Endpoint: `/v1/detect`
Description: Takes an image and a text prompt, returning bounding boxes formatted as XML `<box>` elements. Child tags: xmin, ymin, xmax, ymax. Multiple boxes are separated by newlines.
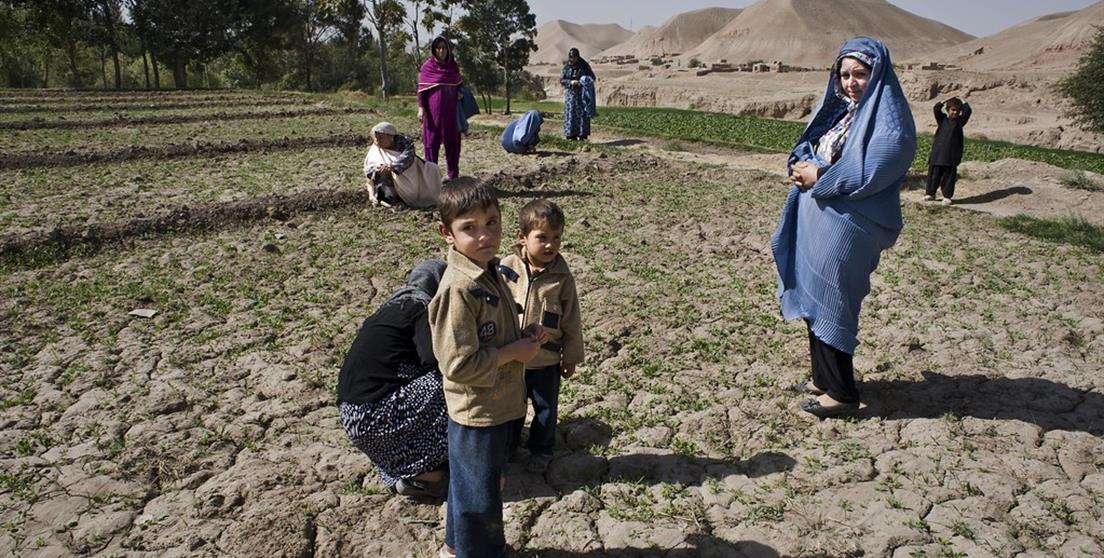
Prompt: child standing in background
<box><xmin>500</xmin><ymin>199</ymin><xmax>585</xmax><ymax>474</ymax></box>
<box><xmin>926</xmin><ymin>97</ymin><xmax>972</xmax><ymax>205</ymax></box>
<box><xmin>428</xmin><ymin>179</ymin><xmax>545</xmax><ymax>558</ymax></box>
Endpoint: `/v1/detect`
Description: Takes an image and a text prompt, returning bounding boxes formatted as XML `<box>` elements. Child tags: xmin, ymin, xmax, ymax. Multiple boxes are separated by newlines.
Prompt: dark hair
<box><xmin>439</xmin><ymin>178</ymin><xmax>500</xmax><ymax>229</ymax></box>
<box><xmin>518</xmin><ymin>198</ymin><xmax>565</xmax><ymax>234</ymax></box>
<box><xmin>945</xmin><ymin>97</ymin><xmax>964</xmax><ymax>111</ymax></box>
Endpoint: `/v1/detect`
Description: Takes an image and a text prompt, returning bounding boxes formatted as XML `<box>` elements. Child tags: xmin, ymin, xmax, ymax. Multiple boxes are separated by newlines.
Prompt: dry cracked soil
<box><xmin>1</xmin><ymin>94</ymin><xmax>1103</xmax><ymax>558</ymax></box>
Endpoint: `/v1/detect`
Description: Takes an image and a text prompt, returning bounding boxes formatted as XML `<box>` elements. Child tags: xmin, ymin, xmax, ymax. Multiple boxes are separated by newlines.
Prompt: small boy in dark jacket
<box><xmin>925</xmin><ymin>97</ymin><xmax>972</xmax><ymax>205</ymax></box>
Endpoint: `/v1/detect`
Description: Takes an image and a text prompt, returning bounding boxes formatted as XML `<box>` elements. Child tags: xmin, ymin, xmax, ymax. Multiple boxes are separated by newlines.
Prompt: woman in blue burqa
<box><xmin>337</xmin><ymin>260</ymin><xmax>449</xmax><ymax>499</ymax></box>
<box><xmin>561</xmin><ymin>48</ymin><xmax>595</xmax><ymax>140</ymax></box>
<box><xmin>770</xmin><ymin>37</ymin><xmax>916</xmax><ymax>418</ymax></box>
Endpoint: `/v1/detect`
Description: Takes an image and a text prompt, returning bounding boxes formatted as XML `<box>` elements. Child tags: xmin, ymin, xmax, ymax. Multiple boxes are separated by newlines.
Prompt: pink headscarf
<box><xmin>418</xmin><ymin>36</ymin><xmax>462</xmax><ymax>93</ymax></box>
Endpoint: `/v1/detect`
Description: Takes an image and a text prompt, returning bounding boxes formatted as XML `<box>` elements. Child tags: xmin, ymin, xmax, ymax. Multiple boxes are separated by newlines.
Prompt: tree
<box><xmin>1058</xmin><ymin>27</ymin><xmax>1104</xmax><ymax>134</ymax></box>
<box><xmin>132</xmin><ymin>0</ymin><xmax>238</xmax><ymax>88</ymax></box>
<box><xmin>453</xmin><ymin>34</ymin><xmax>499</xmax><ymax>113</ymax></box>
<box><xmin>362</xmin><ymin>0</ymin><xmax>405</xmax><ymax>99</ymax></box>
<box><xmin>454</xmin><ymin>0</ymin><xmax>535</xmax><ymax>114</ymax></box>
<box><xmin>90</xmin><ymin>0</ymin><xmax>124</xmax><ymax>89</ymax></box>
<box><xmin>224</xmin><ymin>0</ymin><xmax>298</xmax><ymax>89</ymax></box>
<box><xmin>28</xmin><ymin>0</ymin><xmax>94</xmax><ymax>87</ymax></box>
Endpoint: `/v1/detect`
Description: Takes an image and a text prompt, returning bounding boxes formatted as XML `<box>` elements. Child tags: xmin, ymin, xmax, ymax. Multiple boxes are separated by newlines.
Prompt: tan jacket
<box><xmin>499</xmin><ymin>253</ymin><xmax>584</xmax><ymax>369</ymax></box>
<box><xmin>429</xmin><ymin>248</ymin><xmax>526</xmax><ymax>427</ymax></box>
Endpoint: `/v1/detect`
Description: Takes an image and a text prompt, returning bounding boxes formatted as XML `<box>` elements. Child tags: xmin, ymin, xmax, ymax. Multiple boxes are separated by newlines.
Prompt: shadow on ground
<box><xmin>864</xmin><ymin>370</ymin><xmax>1104</xmax><ymax>435</ymax></box>
<box><xmin>507</xmin><ymin>416</ymin><xmax>796</xmax><ymax>499</ymax></box>
<box><xmin>521</xmin><ymin>534</ymin><xmax>780</xmax><ymax>558</ymax></box>
<box><xmin>495</xmin><ymin>188</ymin><xmax>596</xmax><ymax>200</ymax></box>
<box><xmin>598</xmin><ymin>139</ymin><xmax>647</xmax><ymax>147</ymax></box>
<box><xmin>954</xmin><ymin>185</ymin><xmax>1033</xmax><ymax>205</ymax></box>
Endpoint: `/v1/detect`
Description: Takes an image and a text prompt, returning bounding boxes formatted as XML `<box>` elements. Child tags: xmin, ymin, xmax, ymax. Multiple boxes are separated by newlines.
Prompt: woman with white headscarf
<box><xmin>363</xmin><ymin>121</ymin><xmax>442</xmax><ymax>209</ymax></box>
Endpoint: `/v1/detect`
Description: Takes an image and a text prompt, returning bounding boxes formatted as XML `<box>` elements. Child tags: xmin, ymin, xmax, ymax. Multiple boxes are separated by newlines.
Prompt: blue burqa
<box><xmin>770</xmin><ymin>37</ymin><xmax>916</xmax><ymax>354</ymax></box>
<box><xmin>501</xmin><ymin>110</ymin><xmax>543</xmax><ymax>154</ymax></box>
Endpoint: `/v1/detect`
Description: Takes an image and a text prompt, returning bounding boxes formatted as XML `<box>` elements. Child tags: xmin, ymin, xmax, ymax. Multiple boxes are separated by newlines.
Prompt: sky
<box><xmin>528</xmin><ymin>0</ymin><xmax>1100</xmax><ymax>38</ymax></box>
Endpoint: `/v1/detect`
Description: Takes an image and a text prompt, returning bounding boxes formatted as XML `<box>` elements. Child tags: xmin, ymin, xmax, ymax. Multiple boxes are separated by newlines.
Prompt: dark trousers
<box><xmin>807</xmin><ymin>323</ymin><xmax>860</xmax><ymax>404</ymax></box>
<box><xmin>512</xmin><ymin>364</ymin><xmax>561</xmax><ymax>456</ymax></box>
<box><xmin>926</xmin><ymin>164</ymin><xmax>958</xmax><ymax>199</ymax></box>
<box><xmin>444</xmin><ymin>419</ymin><xmax>513</xmax><ymax>558</ymax></box>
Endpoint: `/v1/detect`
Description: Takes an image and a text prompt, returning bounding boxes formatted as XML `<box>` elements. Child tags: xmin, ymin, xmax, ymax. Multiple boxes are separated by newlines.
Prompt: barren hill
<box><xmin>532</xmin><ymin>20</ymin><xmax>634</xmax><ymax>65</ymax></box>
<box><xmin>682</xmin><ymin>0</ymin><xmax>973</xmax><ymax>68</ymax></box>
<box><xmin>598</xmin><ymin>7</ymin><xmax>743</xmax><ymax>58</ymax></box>
<box><xmin>917</xmin><ymin>1</ymin><xmax>1104</xmax><ymax>70</ymax></box>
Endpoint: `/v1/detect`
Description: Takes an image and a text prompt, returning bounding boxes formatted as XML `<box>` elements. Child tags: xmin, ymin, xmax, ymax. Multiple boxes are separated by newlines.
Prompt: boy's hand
<box><xmin>561</xmin><ymin>363</ymin><xmax>576</xmax><ymax>379</ymax></box>
<box><xmin>522</xmin><ymin>324</ymin><xmax>549</xmax><ymax>345</ymax></box>
<box><xmin>511</xmin><ymin>336</ymin><xmax>542</xmax><ymax>363</ymax></box>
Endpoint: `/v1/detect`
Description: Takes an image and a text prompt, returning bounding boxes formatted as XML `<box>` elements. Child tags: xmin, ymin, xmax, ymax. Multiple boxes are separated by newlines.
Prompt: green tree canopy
<box><xmin>1058</xmin><ymin>27</ymin><xmax>1104</xmax><ymax>134</ymax></box>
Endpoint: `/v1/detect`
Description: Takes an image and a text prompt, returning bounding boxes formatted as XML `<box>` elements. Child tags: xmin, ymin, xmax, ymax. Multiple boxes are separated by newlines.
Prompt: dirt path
<box><xmin>588</xmin><ymin>129</ymin><xmax>1104</xmax><ymax>226</ymax></box>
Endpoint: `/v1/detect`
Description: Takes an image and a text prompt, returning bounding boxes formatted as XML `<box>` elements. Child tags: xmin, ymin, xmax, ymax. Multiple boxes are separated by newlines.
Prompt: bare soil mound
<box><xmin>0</xmin><ymin>133</ymin><xmax>371</xmax><ymax>170</ymax></box>
<box><xmin>533</xmin><ymin>20</ymin><xmax>634</xmax><ymax>65</ymax></box>
<box><xmin>598</xmin><ymin>7</ymin><xmax>742</xmax><ymax>58</ymax></box>
<box><xmin>917</xmin><ymin>1</ymin><xmax>1104</xmax><ymax>71</ymax></box>
<box><xmin>684</xmin><ymin>0</ymin><xmax>973</xmax><ymax>67</ymax></box>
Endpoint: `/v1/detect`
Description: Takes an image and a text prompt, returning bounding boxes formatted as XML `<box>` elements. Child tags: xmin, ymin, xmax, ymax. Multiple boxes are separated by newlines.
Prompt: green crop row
<box><xmin>486</xmin><ymin>98</ymin><xmax>1104</xmax><ymax>175</ymax></box>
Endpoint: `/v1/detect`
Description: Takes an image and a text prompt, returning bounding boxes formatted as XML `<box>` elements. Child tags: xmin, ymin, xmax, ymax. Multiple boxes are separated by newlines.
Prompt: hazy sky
<box><xmin>529</xmin><ymin>0</ymin><xmax>1100</xmax><ymax>38</ymax></box>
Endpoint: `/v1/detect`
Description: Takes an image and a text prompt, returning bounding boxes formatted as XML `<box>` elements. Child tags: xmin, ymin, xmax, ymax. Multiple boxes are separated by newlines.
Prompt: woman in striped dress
<box><xmin>770</xmin><ymin>37</ymin><xmax>916</xmax><ymax>418</ymax></box>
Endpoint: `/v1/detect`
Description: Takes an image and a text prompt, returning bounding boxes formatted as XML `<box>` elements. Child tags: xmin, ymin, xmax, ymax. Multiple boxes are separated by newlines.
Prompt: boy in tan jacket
<box><xmin>500</xmin><ymin>199</ymin><xmax>585</xmax><ymax>474</ymax></box>
<box><xmin>428</xmin><ymin>179</ymin><xmax>545</xmax><ymax>558</ymax></box>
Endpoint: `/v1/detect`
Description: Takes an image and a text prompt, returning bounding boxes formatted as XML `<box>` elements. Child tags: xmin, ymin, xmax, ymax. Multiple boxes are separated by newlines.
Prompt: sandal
<box><xmin>799</xmin><ymin>398</ymin><xmax>859</xmax><ymax>419</ymax></box>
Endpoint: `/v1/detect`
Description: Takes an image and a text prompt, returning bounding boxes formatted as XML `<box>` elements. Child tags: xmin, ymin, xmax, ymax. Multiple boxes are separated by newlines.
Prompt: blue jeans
<box><xmin>445</xmin><ymin>419</ymin><xmax>513</xmax><ymax>558</ymax></box>
<box><xmin>513</xmin><ymin>364</ymin><xmax>561</xmax><ymax>456</ymax></box>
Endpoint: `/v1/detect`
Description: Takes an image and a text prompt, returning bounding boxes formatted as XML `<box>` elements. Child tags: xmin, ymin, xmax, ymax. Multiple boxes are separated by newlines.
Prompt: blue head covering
<box><xmin>789</xmin><ymin>37</ymin><xmax>915</xmax><ymax>187</ymax></box>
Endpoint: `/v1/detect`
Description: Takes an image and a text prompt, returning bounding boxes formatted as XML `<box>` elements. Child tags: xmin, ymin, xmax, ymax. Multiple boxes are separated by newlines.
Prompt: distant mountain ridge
<box><xmin>682</xmin><ymin>0</ymin><xmax>974</xmax><ymax>68</ymax></box>
<box><xmin>916</xmin><ymin>1</ymin><xmax>1104</xmax><ymax>70</ymax></box>
<box><xmin>531</xmin><ymin>20</ymin><xmax>634</xmax><ymax>65</ymax></box>
<box><xmin>598</xmin><ymin>7</ymin><xmax>743</xmax><ymax>58</ymax></box>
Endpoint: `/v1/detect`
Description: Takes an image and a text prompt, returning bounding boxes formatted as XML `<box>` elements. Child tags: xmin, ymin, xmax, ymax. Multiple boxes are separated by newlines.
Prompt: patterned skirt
<box><xmin>563</xmin><ymin>89</ymin><xmax>591</xmax><ymax>139</ymax></box>
<box><xmin>339</xmin><ymin>363</ymin><xmax>449</xmax><ymax>486</ymax></box>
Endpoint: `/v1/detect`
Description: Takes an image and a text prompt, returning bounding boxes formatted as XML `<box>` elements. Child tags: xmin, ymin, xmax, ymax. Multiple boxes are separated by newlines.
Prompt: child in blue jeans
<box><xmin>428</xmin><ymin>179</ymin><xmax>545</xmax><ymax>558</ymax></box>
<box><xmin>500</xmin><ymin>199</ymin><xmax>585</xmax><ymax>474</ymax></box>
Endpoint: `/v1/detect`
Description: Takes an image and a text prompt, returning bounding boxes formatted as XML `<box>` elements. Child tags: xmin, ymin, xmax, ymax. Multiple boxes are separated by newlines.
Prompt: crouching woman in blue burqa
<box><xmin>501</xmin><ymin>110</ymin><xmax>543</xmax><ymax>154</ymax></box>
<box><xmin>770</xmin><ymin>37</ymin><xmax>916</xmax><ymax>419</ymax></box>
<box><xmin>337</xmin><ymin>260</ymin><xmax>450</xmax><ymax>498</ymax></box>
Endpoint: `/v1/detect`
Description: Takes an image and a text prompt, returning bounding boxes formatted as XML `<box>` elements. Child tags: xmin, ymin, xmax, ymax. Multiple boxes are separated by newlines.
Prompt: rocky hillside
<box><xmin>598</xmin><ymin>7</ymin><xmax>743</xmax><ymax>58</ymax></box>
<box><xmin>683</xmin><ymin>0</ymin><xmax>974</xmax><ymax>67</ymax></box>
<box><xmin>532</xmin><ymin>20</ymin><xmax>634</xmax><ymax>65</ymax></box>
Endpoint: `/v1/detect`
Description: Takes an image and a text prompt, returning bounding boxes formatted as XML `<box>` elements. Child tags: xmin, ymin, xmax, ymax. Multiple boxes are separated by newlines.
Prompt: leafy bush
<box><xmin>1058</xmin><ymin>28</ymin><xmax>1104</xmax><ymax>133</ymax></box>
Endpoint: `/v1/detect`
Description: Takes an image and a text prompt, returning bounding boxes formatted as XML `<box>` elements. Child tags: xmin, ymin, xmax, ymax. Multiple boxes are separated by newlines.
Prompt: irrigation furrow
<box><xmin>0</xmin><ymin>106</ymin><xmax>378</xmax><ymax>130</ymax></box>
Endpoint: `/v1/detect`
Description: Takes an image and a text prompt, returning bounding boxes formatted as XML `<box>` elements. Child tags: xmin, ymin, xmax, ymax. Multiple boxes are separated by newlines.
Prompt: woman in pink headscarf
<box><xmin>418</xmin><ymin>36</ymin><xmax>464</xmax><ymax>181</ymax></box>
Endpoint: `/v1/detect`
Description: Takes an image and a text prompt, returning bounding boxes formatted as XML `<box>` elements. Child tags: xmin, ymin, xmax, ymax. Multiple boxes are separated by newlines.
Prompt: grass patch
<box><xmin>1059</xmin><ymin>171</ymin><xmax>1104</xmax><ymax>191</ymax></box>
<box><xmin>1000</xmin><ymin>214</ymin><xmax>1104</xmax><ymax>253</ymax></box>
<box><xmin>476</xmin><ymin>97</ymin><xmax>1104</xmax><ymax>175</ymax></box>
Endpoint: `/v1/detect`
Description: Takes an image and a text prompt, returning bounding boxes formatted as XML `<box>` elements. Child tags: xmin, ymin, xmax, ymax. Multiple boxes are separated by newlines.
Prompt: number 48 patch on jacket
<box><xmin>478</xmin><ymin>321</ymin><xmax>497</xmax><ymax>342</ymax></box>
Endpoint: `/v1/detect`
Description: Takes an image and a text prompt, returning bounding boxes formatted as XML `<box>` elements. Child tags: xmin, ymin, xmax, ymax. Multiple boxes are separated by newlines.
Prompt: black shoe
<box><xmin>799</xmin><ymin>398</ymin><xmax>859</xmax><ymax>419</ymax></box>
<box><xmin>792</xmin><ymin>382</ymin><xmax>825</xmax><ymax>396</ymax></box>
